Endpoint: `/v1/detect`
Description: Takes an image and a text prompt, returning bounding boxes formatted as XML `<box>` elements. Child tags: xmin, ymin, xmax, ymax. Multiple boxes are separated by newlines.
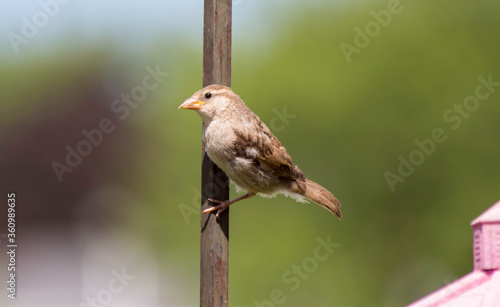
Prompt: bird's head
<box><xmin>179</xmin><ymin>85</ymin><xmax>242</xmax><ymax>122</ymax></box>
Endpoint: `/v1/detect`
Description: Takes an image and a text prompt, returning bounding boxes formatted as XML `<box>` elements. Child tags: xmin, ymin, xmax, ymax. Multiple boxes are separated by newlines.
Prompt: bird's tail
<box><xmin>301</xmin><ymin>179</ymin><xmax>342</xmax><ymax>219</ymax></box>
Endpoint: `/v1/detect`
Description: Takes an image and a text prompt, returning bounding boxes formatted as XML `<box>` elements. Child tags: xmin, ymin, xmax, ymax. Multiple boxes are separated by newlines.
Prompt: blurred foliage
<box><xmin>1</xmin><ymin>0</ymin><xmax>500</xmax><ymax>306</ymax></box>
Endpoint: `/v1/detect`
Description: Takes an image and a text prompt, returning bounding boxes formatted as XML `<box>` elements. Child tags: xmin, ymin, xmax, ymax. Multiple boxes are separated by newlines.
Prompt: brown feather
<box><xmin>232</xmin><ymin>113</ymin><xmax>304</xmax><ymax>183</ymax></box>
<box><xmin>292</xmin><ymin>179</ymin><xmax>342</xmax><ymax>219</ymax></box>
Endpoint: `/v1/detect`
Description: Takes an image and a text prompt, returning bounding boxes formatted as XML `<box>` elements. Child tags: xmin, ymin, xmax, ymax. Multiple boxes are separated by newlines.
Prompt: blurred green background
<box><xmin>1</xmin><ymin>0</ymin><xmax>499</xmax><ymax>306</ymax></box>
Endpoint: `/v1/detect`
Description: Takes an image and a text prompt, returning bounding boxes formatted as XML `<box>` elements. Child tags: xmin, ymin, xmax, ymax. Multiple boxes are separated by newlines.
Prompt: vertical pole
<box><xmin>201</xmin><ymin>1</ymin><xmax>231</xmax><ymax>307</ymax></box>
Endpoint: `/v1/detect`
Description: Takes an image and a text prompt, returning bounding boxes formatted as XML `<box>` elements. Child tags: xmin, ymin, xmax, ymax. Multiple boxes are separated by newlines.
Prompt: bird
<box><xmin>179</xmin><ymin>85</ymin><xmax>342</xmax><ymax>219</ymax></box>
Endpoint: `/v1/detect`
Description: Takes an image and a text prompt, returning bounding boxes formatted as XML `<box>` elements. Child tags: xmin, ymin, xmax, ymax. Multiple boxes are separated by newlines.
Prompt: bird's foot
<box><xmin>202</xmin><ymin>193</ymin><xmax>255</xmax><ymax>219</ymax></box>
<box><xmin>203</xmin><ymin>198</ymin><xmax>232</xmax><ymax>219</ymax></box>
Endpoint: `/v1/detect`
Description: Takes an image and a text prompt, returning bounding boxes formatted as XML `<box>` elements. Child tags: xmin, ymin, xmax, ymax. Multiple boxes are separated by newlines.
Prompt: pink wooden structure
<box><xmin>409</xmin><ymin>200</ymin><xmax>500</xmax><ymax>307</ymax></box>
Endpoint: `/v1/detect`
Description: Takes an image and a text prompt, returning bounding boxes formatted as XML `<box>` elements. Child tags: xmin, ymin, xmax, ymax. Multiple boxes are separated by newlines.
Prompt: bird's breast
<box><xmin>203</xmin><ymin>120</ymin><xmax>236</xmax><ymax>169</ymax></box>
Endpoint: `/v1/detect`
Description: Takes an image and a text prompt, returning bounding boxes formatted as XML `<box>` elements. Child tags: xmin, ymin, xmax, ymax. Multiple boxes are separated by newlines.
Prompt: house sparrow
<box><xmin>179</xmin><ymin>85</ymin><xmax>342</xmax><ymax>219</ymax></box>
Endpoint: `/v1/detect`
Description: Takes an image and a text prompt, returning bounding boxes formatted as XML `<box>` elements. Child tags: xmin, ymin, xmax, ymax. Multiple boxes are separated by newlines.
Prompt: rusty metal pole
<box><xmin>200</xmin><ymin>1</ymin><xmax>231</xmax><ymax>306</ymax></box>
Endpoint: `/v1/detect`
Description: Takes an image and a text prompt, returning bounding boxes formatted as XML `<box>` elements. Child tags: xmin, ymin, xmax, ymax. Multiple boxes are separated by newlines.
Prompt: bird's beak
<box><xmin>178</xmin><ymin>98</ymin><xmax>205</xmax><ymax>110</ymax></box>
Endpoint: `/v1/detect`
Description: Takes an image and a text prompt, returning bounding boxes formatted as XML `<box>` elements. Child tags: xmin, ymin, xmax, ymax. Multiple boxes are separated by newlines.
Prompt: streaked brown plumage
<box><xmin>179</xmin><ymin>85</ymin><xmax>342</xmax><ymax>219</ymax></box>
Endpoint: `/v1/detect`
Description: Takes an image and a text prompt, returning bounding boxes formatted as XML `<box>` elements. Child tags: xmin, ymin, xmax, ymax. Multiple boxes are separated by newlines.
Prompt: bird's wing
<box><xmin>232</xmin><ymin>113</ymin><xmax>306</xmax><ymax>186</ymax></box>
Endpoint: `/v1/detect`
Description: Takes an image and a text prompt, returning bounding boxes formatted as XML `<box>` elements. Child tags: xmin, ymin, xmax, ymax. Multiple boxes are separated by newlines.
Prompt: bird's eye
<box><xmin>205</xmin><ymin>92</ymin><xmax>212</xmax><ymax>99</ymax></box>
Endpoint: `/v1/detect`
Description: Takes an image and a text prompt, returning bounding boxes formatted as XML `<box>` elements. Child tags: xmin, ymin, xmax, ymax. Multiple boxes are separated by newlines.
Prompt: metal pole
<box><xmin>200</xmin><ymin>0</ymin><xmax>231</xmax><ymax>306</ymax></box>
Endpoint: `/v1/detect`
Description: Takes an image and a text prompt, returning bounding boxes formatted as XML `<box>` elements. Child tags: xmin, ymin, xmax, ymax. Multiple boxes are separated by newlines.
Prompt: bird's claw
<box><xmin>202</xmin><ymin>198</ymin><xmax>231</xmax><ymax>219</ymax></box>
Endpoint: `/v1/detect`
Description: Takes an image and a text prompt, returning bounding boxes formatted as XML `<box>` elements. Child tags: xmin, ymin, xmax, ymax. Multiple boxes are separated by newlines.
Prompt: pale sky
<box><xmin>0</xmin><ymin>0</ymin><xmax>338</xmax><ymax>57</ymax></box>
